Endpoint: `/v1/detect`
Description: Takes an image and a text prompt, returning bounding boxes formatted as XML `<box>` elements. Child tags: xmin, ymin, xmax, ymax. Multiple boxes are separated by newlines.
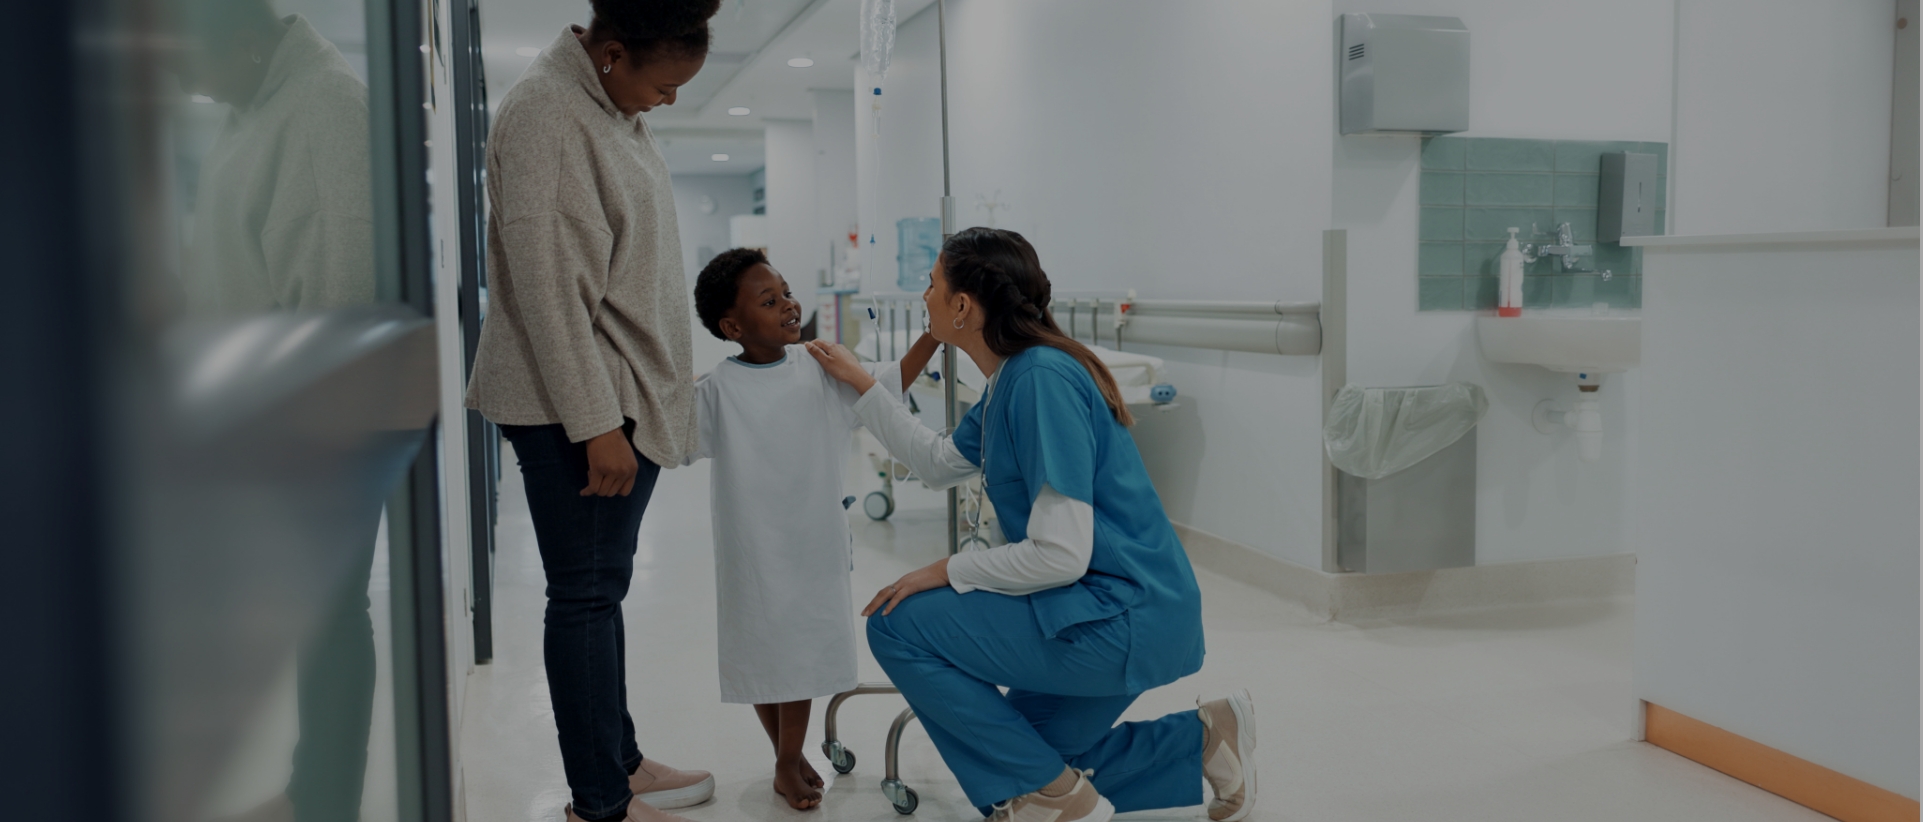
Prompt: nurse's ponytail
<box><xmin>939</xmin><ymin>228</ymin><xmax>1136</xmax><ymax>427</ymax></box>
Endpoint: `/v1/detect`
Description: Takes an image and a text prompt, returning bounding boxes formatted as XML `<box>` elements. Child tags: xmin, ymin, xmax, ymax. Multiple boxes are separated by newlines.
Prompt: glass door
<box><xmin>0</xmin><ymin>0</ymin><xmax>453</xmax><ymax>820</ymax></box>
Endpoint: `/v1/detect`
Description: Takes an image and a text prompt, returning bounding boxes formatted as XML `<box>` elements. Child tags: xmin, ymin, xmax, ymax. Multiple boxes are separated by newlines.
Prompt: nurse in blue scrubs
<box><xmin>804</xmin><ymin>227</ymin><xmax>1259</xmax><ymax>822</ymax></box>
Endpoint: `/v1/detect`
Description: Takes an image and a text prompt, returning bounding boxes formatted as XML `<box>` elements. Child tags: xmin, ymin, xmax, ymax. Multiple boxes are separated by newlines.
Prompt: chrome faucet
<box><xmin>1523</xmin><ymin>222</ymin><xmax>1593</xmax><ymax>272</ymax></box>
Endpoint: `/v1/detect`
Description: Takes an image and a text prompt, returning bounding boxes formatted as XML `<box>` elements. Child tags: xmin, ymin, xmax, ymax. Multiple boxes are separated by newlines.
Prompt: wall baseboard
<box><xmin>1173</xmin><ymin>522</ymin><xmax>1634</xmax><ymax>622</ymax></box>
<box><xmin>1644</xmin><ymin>703</ymin><xmax>1920</xmax><ymax>822</ymax></box>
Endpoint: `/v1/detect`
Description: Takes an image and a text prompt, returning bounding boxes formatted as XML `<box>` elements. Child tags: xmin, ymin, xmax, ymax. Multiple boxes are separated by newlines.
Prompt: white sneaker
<box><xmin>1199</xmin><ymin>689</ymin><xmax>1258</xmax><ymax>822</ymax></box>
<box><xmin>989</xmin><ymin>768</ymin><xmax>1114</xmax><ymax>822</ymax></box>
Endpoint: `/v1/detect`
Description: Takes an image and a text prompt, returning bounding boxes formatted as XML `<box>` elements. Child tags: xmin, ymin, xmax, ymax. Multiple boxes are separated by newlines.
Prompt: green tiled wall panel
<box><xmin>1465</xmin><ymin>173</ymin><xmax>1554</xmax><ymax>206</ymax></box>
<box><xmin>1465</xmin><ymin>139</ymin><xmax>1554</xmax><ymax>171</ymax></box>
<box><xmin>1420</xmin><ymin>207</ymin><xmax>1465</xmax><ymax>241</ymax></box>
<box><xmin>1419</xmin><ymin>242</ymin><xmax>1463</xmax><ymax>276</ymax></box>
<box><xmin>1419</xmin><ymin>277</ymin><xmax>1464</xmax><ymax>311</ymax></box>
<box><xmin>1420</xmin><ymin>172</ymin><xmax>1464</xmax><ymax>205</ymax></box>
<box><xmin>1416</xmin><ymin>136</ymin><xmax>1666</xmax><ymax>312</ymax></box>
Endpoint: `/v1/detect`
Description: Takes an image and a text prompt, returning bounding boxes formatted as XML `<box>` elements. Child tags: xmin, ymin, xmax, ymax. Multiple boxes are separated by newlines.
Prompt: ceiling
<box><xmin>476</xmin><ymin>0</ymin><xmax>936</xmax><ymax>175</ymax></box>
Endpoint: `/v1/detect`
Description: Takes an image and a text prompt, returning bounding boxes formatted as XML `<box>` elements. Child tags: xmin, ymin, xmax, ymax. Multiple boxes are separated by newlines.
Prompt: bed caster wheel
<box><xmin>881</xmin><ymin>780</ymin><xmax>918</xmax><ymax>815</ymax></box>
<box><xmin>864</xmin><ymin>491</ymin><xmax>895</xmax><ymax>521</ymax></box>
<box><xmin>822</xmin><ymin>740</ymin><xmax>856</xmax><ymax>774</ymax></box>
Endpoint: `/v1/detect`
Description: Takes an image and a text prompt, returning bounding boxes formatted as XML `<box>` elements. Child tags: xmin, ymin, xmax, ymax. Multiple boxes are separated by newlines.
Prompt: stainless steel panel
<box><xmin>1340</xmin><ymin>13</ymin><xmax>1471</xmax><ymax>135</ymax></box>
<box><xmin>1600</xmin><ymin>152</ymin><xmax>1659</xmax><ymax>241</ymax></box>
<box><xmin>1891</xmin><ymin>0</ymin><xmax>1918</xmax><ymax>226</ymax></box>
<box><xmin>1337</xmin><ymin>429</ymin><xmax>1476</xmax><ymax>574</ymax></box>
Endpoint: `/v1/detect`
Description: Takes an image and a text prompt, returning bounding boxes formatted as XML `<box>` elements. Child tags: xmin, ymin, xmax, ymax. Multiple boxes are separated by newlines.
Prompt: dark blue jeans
<box><xmin>500</xmin><ymin>423</ymin><xmax>662</xmax><ymax>822</ymax></box>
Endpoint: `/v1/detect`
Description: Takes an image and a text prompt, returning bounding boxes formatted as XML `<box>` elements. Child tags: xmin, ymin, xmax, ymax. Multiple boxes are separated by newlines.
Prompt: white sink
<box><xmin>1475</xmin><ymin>313</ymin><xmax>1641</xmax><ymax>374</ymax></box>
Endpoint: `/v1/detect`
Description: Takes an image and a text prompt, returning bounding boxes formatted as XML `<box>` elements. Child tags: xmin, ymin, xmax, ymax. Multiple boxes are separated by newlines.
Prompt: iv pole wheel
<box><xmin>822</xmin><ymin>740</ymin><xmax>857</xmax><ymax>774</ymax></box>
<box><xmin>864</xmin><ymin>491</ymin><xmax>895</xmax><ymax>521</ymax></box>
<box><xmin>887</xmin><ymin>786</ymin><xmax>919</xmax><ymax>815</ymax></box>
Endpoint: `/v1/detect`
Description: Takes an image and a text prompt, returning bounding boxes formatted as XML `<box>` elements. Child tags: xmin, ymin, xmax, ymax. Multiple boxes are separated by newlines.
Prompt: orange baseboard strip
<box><xmin>1644</xmin><ymin>702</ymin><xmax>1919</xmax><ymax>822</ymax></box>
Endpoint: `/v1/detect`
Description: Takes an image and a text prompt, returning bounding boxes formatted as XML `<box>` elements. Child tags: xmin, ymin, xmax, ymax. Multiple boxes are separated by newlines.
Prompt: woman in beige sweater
<box><xmin>464</xmin><ymin>3</ymin><xmax>718</xmax><ymax>822</ymax></box>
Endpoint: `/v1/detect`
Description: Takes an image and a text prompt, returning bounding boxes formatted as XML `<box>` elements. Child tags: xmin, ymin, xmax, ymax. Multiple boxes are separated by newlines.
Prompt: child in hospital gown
<box><xmin>686</xmin><ymin>247</ymin><xmax>938</xmax><ymax>808</ymax></box>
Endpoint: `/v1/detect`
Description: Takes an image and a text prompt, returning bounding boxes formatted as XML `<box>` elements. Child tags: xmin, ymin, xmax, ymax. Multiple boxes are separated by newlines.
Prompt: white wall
<box><xmin>864</xmin><ymin>0</ymin><xmax>1672</xmax><ymax>568</ymax></box>
<box><xmin>1633</xmin><ymin>235</ymin><xmax>1919</xmax><ymax>797</ymax></box>
<box><xmin>855</xmin><ymin>0</ymin><xmax>1902</xmax><ymax>573</ymax></box>
<box><xmin>764</xmin><ymin>119</ymin><xmax>819</xmax><ymax>288</ymax></box>
<box><xmin>1670</xmin><ymin>0</ymin><xmax>1898</xmax><ymax>235</ymax></box>
<box><xmin>813</xmin><ymin>89</ymin><xmax>859</xmax><ymax>291</ymax></box>
<box><xmin>928</xmin><ymin>0</ymin><xmax>1337</xmax><ymax>568</ymax></box>
<box><xmin>669</xmin><ymin>174</ymin><xmax>758</xmax><ymax>283</ymax></box>
<box><xmin>1331</xmin><ymin>0</ymin><xmax>1676</xmax><ymax>565</ymax></box>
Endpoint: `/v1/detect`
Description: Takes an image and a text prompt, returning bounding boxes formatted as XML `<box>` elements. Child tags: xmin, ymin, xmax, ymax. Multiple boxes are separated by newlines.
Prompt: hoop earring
<box><xmin>602</xmin><ymin>64</ymin><xmax>612</xmax><ymax>74</ymax></box>
<box><xmin>252</xmin><ymin>52</ymin><xmax>262</xmax><ymax>65</ymax></box>
<box><xmin>952</xmin><ymin>316</ymin><xmax>965</xmax><ymax>330</ymax></box>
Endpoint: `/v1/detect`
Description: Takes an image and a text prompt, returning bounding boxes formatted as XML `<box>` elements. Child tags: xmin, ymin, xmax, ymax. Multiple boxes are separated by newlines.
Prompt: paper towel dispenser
<box><xmin>1339</xmin><ymin>13</ymin><xmax>1470</xmax><ymax>136</ymax></box>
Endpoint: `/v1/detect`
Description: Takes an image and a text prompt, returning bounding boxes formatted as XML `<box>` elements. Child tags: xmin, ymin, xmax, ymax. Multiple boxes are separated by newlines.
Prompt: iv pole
<box><xmin>819</xmin><ymin>8</ymin><xmax>954</xmax><ymax>813</ymax></box>
<box><xmin>938</xmin><ymin>0</ymin><xmax>960</xmax><ymax>557</ymax></box>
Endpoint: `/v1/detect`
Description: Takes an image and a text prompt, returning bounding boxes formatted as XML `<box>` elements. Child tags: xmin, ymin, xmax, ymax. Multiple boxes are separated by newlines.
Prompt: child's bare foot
<box><xmin>774</xmin><ymin>758</ymin><xmax>822</xmax><ymax>810</ymax></box>
<box><xmin>799</xmin><ymin>757</ymin><xmax>824</xmax><ymax>789</ymax></box>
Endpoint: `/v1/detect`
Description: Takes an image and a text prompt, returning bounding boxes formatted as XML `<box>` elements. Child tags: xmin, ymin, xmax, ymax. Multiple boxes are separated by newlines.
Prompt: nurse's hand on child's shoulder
<box><xmin>804</xmin><ymin>340</ymin><xmax>878</xmax><ymax>394</ymax></box>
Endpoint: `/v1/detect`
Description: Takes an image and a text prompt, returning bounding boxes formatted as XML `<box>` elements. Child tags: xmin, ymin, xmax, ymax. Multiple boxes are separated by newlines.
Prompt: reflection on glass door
<box><xmin>9</xmin><ymin>0</ymin><xmax>451</xmax><ymax>820</ymax></box>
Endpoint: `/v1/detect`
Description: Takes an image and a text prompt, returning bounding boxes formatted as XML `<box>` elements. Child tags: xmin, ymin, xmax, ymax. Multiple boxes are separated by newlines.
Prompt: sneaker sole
<box><xmin>1079</xmin><ymin>795</ymin><xmax>1117</xmax><ymax>822</ymax></box>
<box><xmin>636</xmin><ymin>774</ymin><xmax>716</xmax><ymax>810</ymax></box>
<box><xmin>1217</xmin><ymin>689</ymin><xmax>1258</xmax><ymax>822</ymax></box>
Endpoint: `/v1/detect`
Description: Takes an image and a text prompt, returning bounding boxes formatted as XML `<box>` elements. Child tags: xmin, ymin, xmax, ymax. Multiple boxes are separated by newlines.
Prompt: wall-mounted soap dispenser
<box><xmin>1339</xmin><ymin>13</ymin><xmax>1470</xmax><ymax>135</ymax></box>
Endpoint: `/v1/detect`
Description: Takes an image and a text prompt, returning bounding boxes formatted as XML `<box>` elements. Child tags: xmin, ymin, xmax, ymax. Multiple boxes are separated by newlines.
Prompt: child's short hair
<box><xmin>694</xmin><ymin>247</ymin><xmax>770</xmax><ymax>340</ymax></box>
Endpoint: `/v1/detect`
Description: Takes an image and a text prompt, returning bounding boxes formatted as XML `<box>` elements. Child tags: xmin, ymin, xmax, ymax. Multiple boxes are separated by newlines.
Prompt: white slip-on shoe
<box><xmin>989</xmin><ymin>768</ymin><xmax>1114</xmax><ymax>822</ymax></box>
<box><xmin>1199</xmin><ymin>689</ymin><xmax>1258</xmax><ymax>822</ymax></box>
<box><xmin>564</xmin><ymin>796</ymin><xmax>698</xmax><ymax>822</ymax></box>
<box><xmin>628</xmin><ymin>758</ymin><xmax>716</xmax><ymax>810</ymax></box>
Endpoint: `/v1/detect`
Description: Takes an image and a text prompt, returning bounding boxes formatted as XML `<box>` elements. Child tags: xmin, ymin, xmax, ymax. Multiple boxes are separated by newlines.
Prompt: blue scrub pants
<box><xmin>866</xmin><ymin>587</ymin><xmax>1204</xmax><ymax>813</ymax></box>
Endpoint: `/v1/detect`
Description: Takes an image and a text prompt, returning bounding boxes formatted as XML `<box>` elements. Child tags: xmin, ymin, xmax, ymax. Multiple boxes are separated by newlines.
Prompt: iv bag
<box><xmin>861</xmin><ymin>0</ymin><xmax>896</xmax><ymax>79</ymax></box>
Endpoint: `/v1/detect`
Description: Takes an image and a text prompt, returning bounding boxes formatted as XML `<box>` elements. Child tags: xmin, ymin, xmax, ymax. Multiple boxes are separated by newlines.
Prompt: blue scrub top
<box><xmin>952</xmin><ymin>345</ymin><xmax>1205</xmax><ymax>692</ymax></box>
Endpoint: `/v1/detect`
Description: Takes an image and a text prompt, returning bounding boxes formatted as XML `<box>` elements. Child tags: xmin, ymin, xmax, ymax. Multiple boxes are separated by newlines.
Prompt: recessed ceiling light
<box><xmin>787</xmin><ymin>57</ymin><xmax>814</xmax><ymax>68</ymax></box>
<box><xmin>189</xmin><ymin>94</ymin><xmax>215</xmax><ymax>104</ymax></box>
<box><xmin>515</xmin><ymin>47</ymin><xmax>540</xmax><ymax>57</ymax></box>
<box><xmin>727</xmin><ymin>106</ymin><xmax>751</xmax><ymax>116</ymax></box>
<box><xmin>712</xmin><ymin>154</ymin><xmax>730</xmax><ymax>161</ymax></box>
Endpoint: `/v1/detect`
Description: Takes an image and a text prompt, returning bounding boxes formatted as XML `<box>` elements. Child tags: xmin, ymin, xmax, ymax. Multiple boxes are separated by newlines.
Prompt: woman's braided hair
<box><xmin>587</xmin><ymin>0</ymin><xmax>722</xmax><ymax>63</ymax></box>
<box><xmin>939</xmin><ymin>227</ymin><xmax>1135</xmax><ymax>426</ymax></box>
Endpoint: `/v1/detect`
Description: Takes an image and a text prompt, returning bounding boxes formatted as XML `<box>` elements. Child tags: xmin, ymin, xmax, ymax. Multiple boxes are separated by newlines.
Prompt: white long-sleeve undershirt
<box><xmin>850</xmin><ymin>382</ymin><xmax>1094</xmax><ymax>596</ymax></box>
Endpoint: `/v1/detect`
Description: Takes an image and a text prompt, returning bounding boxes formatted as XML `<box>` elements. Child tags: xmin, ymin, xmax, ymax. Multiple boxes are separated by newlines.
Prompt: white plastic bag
<box><xmin>1323</xmin><ymin>383</ymin><xmax>1486</xmax><ymax>480</ymax></box>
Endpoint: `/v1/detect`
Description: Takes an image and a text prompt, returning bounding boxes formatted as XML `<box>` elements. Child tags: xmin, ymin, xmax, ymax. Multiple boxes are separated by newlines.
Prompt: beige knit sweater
<box><xmin>466</xmin><ymin>27</ymin><xmax>696</xmax><ymax>466</ymax></box>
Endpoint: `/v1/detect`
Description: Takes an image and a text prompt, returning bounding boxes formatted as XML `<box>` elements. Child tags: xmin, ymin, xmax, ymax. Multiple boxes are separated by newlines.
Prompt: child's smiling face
<box><xmin>719</xmin><ymin>263</ymin><xmax>803</xmax><ymax>348</ymax></box>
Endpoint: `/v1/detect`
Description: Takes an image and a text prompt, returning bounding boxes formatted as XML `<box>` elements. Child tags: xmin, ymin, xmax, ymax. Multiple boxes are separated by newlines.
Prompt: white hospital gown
<box><xmin>686</xmin><ymin>346</ymin><xmax>902</xmax><ymax>704</ymax></box>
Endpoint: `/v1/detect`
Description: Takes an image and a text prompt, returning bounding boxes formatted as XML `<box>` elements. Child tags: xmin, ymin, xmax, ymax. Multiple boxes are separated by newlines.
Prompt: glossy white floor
<box><xmin>459</xmin><ymin>438</ymin><xmax>1827</xmax><ymax>822</ymax></box>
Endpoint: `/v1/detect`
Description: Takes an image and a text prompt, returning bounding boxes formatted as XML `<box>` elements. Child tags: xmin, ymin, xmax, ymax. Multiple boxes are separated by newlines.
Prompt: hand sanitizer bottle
<box><xmin>1499</xmin><ymin>227</ymin><xmax>1525</xmax><ymax>317</ymax></box>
